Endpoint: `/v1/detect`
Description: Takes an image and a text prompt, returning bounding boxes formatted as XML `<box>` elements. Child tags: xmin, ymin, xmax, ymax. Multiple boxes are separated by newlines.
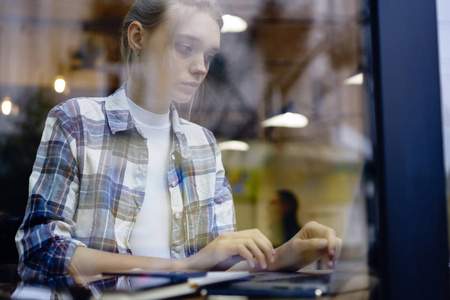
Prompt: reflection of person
<box><xmin>269</xmin><ymin>190</ymin><xmax>301</xmax><ymax>246</ymax></box>
<box><xmin>15</xmin><ymin>0</ymin><xmax>340</xmax><ymax>286</ymax></box>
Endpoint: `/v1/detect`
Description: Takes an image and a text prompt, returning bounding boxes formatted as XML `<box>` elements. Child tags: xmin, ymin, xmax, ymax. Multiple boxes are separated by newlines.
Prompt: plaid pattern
<box><xmin>15</xmin><ymin>83</ymin><xmax>236</xmax><ymax>286</ymax></box>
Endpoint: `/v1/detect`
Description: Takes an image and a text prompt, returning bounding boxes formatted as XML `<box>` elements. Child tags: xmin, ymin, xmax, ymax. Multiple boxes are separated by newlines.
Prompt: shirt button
<box><xmin>175</xmin><ymin>246</ymin><xmax>182</xmax><ymax>252</ymax></box>
<box><xmin>171</xmin><ymin>154</ymin><xmax>176</xmax><ymax>161</ymax></box>
<box><xmin>175</xmin><ymin>212</ymin><xmax>181</xmax><ymax>220</ymax></box>
<box><xmin>171</xmin><ymin>181</ymin><xmax>177</xmax><ymax>187</ymax></box>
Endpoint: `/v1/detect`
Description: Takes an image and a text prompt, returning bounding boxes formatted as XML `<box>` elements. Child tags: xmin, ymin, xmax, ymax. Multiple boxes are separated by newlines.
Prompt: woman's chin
<box><xmin>172</xmin><ymin>95</ymin><xmax>194</xmax><ymax>105</ymax></box>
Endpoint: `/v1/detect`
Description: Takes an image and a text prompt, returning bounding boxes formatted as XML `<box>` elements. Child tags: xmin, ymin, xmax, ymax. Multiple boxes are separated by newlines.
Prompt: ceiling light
<box><xmin>221</xmin><ymin>14</ymin><xmax>248</xmax><ymax>33</ymax></box>
<box><xmin>1</xmin><ymin>97</ymin><xmax>12</xmax><ymax>116</ymax></box>
<box><xmin>54</xmin><ymin>76</ymin><xmax>66</xmax><ymax>93</ymax></box>
<box><xmin>344</xmin><ymin>73</ymin><xmax>363</xmax><ymax>85</ymax></box>
<box><xmin>218</xmin><ymin>140</ymin><xmax>249</xmax><ymax>151</ymax></box>
<box><xmin>261</xmin><ymin>112</ymin><xmax>309</xmax><ymax>128</ymax></box>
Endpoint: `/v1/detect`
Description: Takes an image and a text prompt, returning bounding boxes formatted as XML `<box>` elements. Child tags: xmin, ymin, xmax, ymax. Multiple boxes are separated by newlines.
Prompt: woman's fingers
<box><xmin>221</xmin><ymin>230</ymin><xmax>275</xmax><ymax>269</ymax></box>
<box><xmin>304</xmin><ymin>238</ymin><xmax>329</xmax><ymax>254</ymax></box>
<box><xmin>254</xmin><ymin>230</ymin><xmax>276</xmax><ymax>262</ymax></box>
<box><xmin>244</xmin><ymin>239</ymin><xmax>268</xmax><ymax>269</ymax></box>
<box><xmin>329</xmin><ymin>237</ymin><xmax>342</xmax><ymax>267</ymax></box>
<box><xmin>304</xmin><ymin>222</ymin><xmax>338</xmax><ymax>259</ymax></box>
<box><xmin>192</xmin><ymin>229</ymin><xmax>277</xmax><ymax>271</ymax></box>
<box><xmin>236</xmin><ymin>244</ymin><xmax>256</xmax><ymax>269</ymax></box>
<box><xmin>247</xmin><ymin>230</ymin><xmax>275</xmax><ymax>264</ymax></box>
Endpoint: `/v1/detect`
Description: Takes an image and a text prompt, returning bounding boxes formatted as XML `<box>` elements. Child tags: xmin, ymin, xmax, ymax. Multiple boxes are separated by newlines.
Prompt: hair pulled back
<box><xmin>120</xmin><ymin>0</ymin><xmax>223</xmax><ymax>66</ymax></box>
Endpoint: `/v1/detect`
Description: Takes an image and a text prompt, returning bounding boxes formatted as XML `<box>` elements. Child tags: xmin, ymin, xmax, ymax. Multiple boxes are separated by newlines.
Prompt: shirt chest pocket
<box><xmin>181</xmin><ymin>174</ymin><xmax>215</xmax><ymax>204</ymax></box>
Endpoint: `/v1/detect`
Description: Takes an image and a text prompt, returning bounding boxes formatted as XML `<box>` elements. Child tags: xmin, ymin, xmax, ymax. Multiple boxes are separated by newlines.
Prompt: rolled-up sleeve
<box><xmin>15</xmin><ymin>106</ymin><xmax>85</xmax><ymax>286</ymax></box>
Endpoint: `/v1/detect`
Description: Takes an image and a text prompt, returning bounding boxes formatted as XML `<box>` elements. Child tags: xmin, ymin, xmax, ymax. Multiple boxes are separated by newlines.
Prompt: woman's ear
<box><xmin>128</xmin><ymin>21</ymin><xmax>145</xmax><ymax>54</ymax></box>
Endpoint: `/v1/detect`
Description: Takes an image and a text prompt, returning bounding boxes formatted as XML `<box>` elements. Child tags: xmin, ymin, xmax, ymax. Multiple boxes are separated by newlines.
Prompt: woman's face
<box><xmin>139</xmin><ymin>9</ymin><xmax>220</xmax><ymax>104</ymax></box>
<box><xmin>268</xmin><ymin>194</ymin><xmax>283</xmax><ymax>221</ymax></box>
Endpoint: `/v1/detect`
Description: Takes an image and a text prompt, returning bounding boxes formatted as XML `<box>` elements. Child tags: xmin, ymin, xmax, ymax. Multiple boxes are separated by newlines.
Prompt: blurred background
<box><xmin>0</xmin><ymin>0</ymin><xmax>367</xmax><ymax>243</ymax></box>
<box><xmin>1</xmin><ymin>0</ymin><xmax>448</xmax><ymax>297</ymax></box>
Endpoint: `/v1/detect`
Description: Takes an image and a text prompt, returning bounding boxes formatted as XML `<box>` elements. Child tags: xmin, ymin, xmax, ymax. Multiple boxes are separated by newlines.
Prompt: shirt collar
<box><xmin>105</xmin><ymin>82</ymin><xmax>135</xmax><ymax>134</ymax></box>
<box><xmin>105</xmin><ymin>82</ymin><xmax>191</xmax><ymax>159</ymax></box>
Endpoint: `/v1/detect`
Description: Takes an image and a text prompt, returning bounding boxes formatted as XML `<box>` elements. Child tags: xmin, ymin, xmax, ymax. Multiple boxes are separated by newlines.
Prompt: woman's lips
<box><xmin>180</xmin><ymin>82</ymin><xmax>199</xmax><ymax>93</ymax></box>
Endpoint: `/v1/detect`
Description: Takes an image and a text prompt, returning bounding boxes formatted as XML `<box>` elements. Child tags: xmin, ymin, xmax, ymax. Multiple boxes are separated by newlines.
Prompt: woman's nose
<box><xmin>190</xmin><ymin>56</ymin><xmax>208</xmax><ymax>76</ymax></box>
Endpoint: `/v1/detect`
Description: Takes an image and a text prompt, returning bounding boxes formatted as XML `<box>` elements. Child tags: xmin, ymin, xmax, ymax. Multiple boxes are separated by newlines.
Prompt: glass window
<box><xmin>0</xmin><ymin>0</ymin><xmax>375</xmax><ymax>293</ymax></box>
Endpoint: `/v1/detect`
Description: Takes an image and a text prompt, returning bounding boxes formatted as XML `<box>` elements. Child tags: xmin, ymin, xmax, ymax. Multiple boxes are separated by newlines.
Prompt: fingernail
<box><xmin>328</xmin><ymin>261</ymin><xmax>334</xmax><ymax>268</ymax></box>
<box><xmin>270</xmin><ymin>256</ymin><xmax>275</xmax><ymax>263</ymax></box>
<box><xmin>261</xmin><ymin>261</ymin><xmax>267</xmax><ymax>269</ymax></box>
<box><xmin>331</xmin><ymin>249</ymin><xmax>335</xmax><ymax>256</ymax></box>
<box><xmin>272</xmin><ymin>248</ymin><xmax>276</xmax><ymax>255</ymax></box>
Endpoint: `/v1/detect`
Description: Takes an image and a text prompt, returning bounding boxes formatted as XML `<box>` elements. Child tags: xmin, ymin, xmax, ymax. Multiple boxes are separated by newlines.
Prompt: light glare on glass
<box><xmin>221</xmin><ymin>14</ymin><xmax>248</xmax><ymax>33</ymax></box>
<box><xmin>1</xmin><ymin>98</ymin><xmax>12</xmax><ymax>116</ymax></box>
<box><xmin>344</xmin><ymin>73</ymin><xmax>363</xmax><ymax>85</ymax></box>
<box><xmin>261</xmin><ymin>112</ymin><xmax>309</xmax><ymax>128</ymax></box>
<box><xmin>218</xmin><ymin>140</ymin><xmax>250</xmax><ymax>151</ymax></box>
<box><xmin>54</xmin><ymin>76</ymin><xmax>66</xmax><ymax>93</ymax></box>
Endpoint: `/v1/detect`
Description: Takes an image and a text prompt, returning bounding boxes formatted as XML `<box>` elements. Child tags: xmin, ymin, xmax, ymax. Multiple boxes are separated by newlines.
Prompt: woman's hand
<box><xmin>269</xmin><ymin>221</ymin><xmax>341</xmax><ymax>271</ymax></box>
<box><xmin>186</xmin><ymin>229</ymin><xmax>276</xmax><ymax>271</ymax></box>
<box><xmin>67</xmin><ymin>246</ymin><xmax>188</xmax><ymax>286</ymax></box>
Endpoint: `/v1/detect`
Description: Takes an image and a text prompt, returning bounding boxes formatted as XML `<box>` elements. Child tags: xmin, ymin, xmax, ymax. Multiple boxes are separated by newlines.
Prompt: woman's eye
<box><xmin>205</xmin><ymin>54</ymin><xmax>215</xmax><ymax>62</ymax></box>
<box><xmin>177</xmin><ymin>43</ymin><xmax>192</xmax><ymax>54</ymax></box>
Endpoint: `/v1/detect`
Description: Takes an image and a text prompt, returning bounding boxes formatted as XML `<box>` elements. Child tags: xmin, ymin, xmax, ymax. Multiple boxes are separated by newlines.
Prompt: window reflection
<box><xmin>0</xmin><ymin>0</ymin><xmax>372</xmax><ymax>288</ymax></box>
<box><xmin>197</xmin><ymin>0</ymin><xmax>367</xmax><ymax>244</ymax></box>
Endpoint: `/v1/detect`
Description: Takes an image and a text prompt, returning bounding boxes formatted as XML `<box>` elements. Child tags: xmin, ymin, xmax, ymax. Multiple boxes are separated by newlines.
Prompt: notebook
<box><xmin>97</xmin><ymin>271</ymin><xmax>250</xmax><ymax>299</ymax></box>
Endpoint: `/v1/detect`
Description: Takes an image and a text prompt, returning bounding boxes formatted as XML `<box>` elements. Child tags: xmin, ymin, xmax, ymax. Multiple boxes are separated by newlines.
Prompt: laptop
<box><xmin>206</xmin><ymin>164</ymin><xmax>372</xmax><ymax>298</ymax></box>
<box><xmin>93</xmin><ymin>165</ymin><xmax>372</xmax><ymax>299</ymax></box>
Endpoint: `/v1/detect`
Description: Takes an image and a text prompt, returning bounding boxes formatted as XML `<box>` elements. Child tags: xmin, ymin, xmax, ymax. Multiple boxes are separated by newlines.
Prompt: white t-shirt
<box><xmin>127</xmin><ymin>99</ymin><xmax>172</xmax><ymax>258</ymax></box>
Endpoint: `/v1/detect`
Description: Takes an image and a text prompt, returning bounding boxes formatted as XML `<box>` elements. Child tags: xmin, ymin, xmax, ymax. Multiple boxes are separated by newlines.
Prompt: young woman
<box><xmin>15</xmin><ymin>0</ymin><xmax>340</xmax><ymax>287</ymax></box>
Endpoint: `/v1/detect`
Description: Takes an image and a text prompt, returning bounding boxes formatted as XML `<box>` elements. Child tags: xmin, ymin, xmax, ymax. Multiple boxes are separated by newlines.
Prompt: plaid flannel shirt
<box><xmin>15</xmin><ymin>83</ymin><xmax>236</xmax><ymax>286</ymax></box>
